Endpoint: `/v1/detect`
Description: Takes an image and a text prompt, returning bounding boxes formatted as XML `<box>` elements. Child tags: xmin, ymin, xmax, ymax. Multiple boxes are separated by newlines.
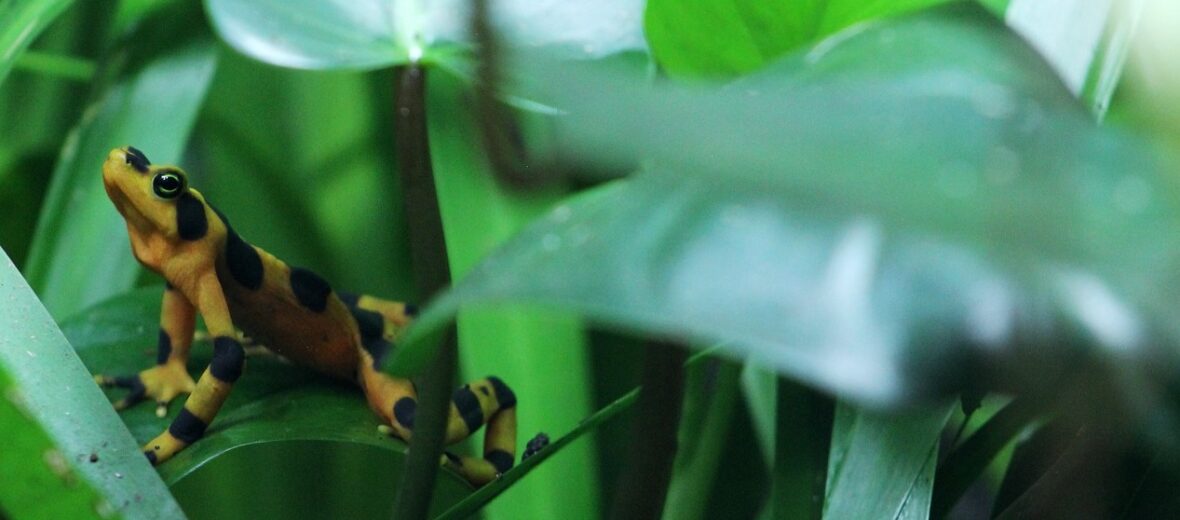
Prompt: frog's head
<box><xmin>103</xmin><ymin>146</ymin><xmax>190</xmax><ymax>230</ymax></box>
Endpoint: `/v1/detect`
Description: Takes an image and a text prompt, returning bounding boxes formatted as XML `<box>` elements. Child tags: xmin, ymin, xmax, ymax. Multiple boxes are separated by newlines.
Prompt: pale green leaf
<box><xmin>0</xmin><ymin>251</ymin><xmax>182</xmax><ymax>519</ymax></box>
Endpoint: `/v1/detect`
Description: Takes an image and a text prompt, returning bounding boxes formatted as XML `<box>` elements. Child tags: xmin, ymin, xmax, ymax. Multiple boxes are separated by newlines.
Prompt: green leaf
<box><xmin>60</xmin><ymin>287</ymin><xmax>470</xmax><ymax>517</ymax></box>
<box><xmin>390</xmin><ymin>5</ymin><xmax>1180</xmax><ymax>406</ymax></box>
<box><xmin>203</xmin><ymin>0</ymin><xmax>645</xmax><ymax>71</ymax></box>
<box><xmin>823</xmin><ymin>403</ymin><xmax>952</xmax><ymax>519</ymax></box>
<box><xmin>0</xmin><ymin>0</ymin><xmax>74</xmax><ymax>86</ymax></box>
<box><xmin>771</xmin><ymin>380</ymin><xmax>834</xmax><ymax>520</ymax></box>
<box><xmin>0</xmin><ymin>369</ymin><xmax>109</xmax><ymax>519</ymax></box>
<box><xmin>644</xmin><ymin>0</ymin><xmax>952</xmax><ymax>78</ymax></box>
<box><xmin>0</xmin><ymin>251</ymin><xmax>183</xmax><ymax>518</ymax></box>
<box><xmin>202</xmin><ymin>0</ymin><xmax>410</xmax><ymax>71</ymax></box>
<box><xmin>931</xmin><ymin>397</ymin><xmax>1043</xmax><ymax>517</ymax></box>
<box><xmin>1003</xmin><ymin>0</ymin><xmax>1142</xmax><ymax>117</ymax></box>
<box><xmin>23</xmin><ymin>5</ymin><xmax>218</xmax><ymax>320</ymax></box>
<box><xmin>661</xmin><ymin>358</ymin><xmax>743</xmax><ymax>520</ymax></box>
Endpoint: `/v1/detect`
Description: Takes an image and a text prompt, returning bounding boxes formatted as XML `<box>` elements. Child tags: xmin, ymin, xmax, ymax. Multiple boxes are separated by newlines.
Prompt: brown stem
<box><xmin>390</xmin><ymin>63</ymin><xmax>458</xmax><ymax>520</ymax></box>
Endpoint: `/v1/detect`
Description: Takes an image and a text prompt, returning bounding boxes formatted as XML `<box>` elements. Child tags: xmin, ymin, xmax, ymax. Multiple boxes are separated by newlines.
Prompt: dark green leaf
<box><xmin>772</xmin><ymin>380</ymin><xmax>834</xmax><ymax>520</ymax></box>
<box><xmin>931</xmin><ymin>397</ymin><xmax>1043</xmax><ymax>517</ymax></box>
<box><xmin>823</xmin><ymin>403</ymin><xmax>952</xmax><ymax>519</ymax></box>
<box><xmin>60</xmin><ymin>287</ymin><xmax>471</xmax><ymax>516</ymax></box>
<box><xmin>0</xmin><ymin>0</ymin><xmax>74</xmax><ymax>86</ymax></box>
<box><xmin>0</xmin><ymin>251</ymin><xmax>182</xmax><ymax>518</ymax></box>
<box><xmin>23</xmin><ymin>8</ymin><xmax>218</xmax><ymax>320</ymax></box>
<box><xmin>644</xmin><ymin>0</ymin><xmax>951</xmax><ymax>78</ymax></box>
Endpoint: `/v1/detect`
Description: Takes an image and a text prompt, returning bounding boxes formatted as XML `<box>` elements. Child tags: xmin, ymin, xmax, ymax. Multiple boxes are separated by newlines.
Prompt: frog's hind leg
<box><xmin>357</xmin><ymin>356</ymin><xmax>517</xmax><ymax>485</ymax></box>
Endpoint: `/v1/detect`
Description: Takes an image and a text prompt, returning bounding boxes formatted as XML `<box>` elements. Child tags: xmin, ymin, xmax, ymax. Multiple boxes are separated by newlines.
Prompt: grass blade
<box><xmin>823</xmin><ymin>402</ymin><xmax>953</xmax><ymax>519</ymax></box>
<box><xmin>0</xmin><ymin>251</ymin><xmax>182</xmax><ymax>518</ymax></box>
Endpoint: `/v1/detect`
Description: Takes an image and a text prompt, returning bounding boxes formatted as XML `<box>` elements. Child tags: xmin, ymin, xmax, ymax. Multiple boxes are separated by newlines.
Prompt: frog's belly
<box><xmin>221</xmin><ymin>275</ymin><xmax>360</xmax><ymax>381</ymax></box>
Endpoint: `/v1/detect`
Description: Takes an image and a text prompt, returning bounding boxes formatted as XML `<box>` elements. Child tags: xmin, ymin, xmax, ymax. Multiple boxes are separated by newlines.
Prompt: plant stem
<box><xmin>391</xmin><ymin>63</ymin><xmax>457</xmax><ymax>520</ymax></box>
<box><xmin>609</xmin><ymin>340</ymin><xmax>688</xmax><ymax>519</ymax></box>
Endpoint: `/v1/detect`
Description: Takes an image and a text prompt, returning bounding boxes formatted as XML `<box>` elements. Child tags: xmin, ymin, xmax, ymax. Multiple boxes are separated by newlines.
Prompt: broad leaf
<box><xmin>203</xmin><ymin>0</ymin><xmax>645</xmax><ymax>71</ymax></box>
<box><xmin>0</xmin><ymin>251</ymin><xmax>183</xmax><ymax>519</ymax></box>
<box><xmin>394</xmin><ymin>5</ymin><xmax>1179</xmax><ymax>407</ymax></box>
<box><xmin>644</xmin><ymin>0</ymin><xmax>951</xmax><ymax>78</ymax></box>
<box><xmin>60</xmin><ymin>287</ymin><xmax>471</xmax><ymax>516</ymax></box>
<box><xmin>23</xmin><ymin>4</ymin><xmax>218</xmax><ymax>320</ymax></box>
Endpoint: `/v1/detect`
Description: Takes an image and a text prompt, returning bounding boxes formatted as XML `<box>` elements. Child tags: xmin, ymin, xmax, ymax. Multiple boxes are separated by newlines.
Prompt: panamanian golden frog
<box><xmin>95</xmin><ymin>146</ymin><xmax>529</xmax><ymax>485</ymax></box>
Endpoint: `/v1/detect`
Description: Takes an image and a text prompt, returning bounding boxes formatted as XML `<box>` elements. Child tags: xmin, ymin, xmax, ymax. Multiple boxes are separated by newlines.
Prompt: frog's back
<box><xmin>209</xmin><ymin>207</ymin><xmax>361</xmax><ymax>380</ymax></box>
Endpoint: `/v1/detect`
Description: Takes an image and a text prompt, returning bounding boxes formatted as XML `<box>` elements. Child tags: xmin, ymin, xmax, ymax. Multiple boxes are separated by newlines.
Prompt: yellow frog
<box><xmin>95</xmin><ymin>146</ymin><xmax>527</xmax><ymax>485</ymax></box>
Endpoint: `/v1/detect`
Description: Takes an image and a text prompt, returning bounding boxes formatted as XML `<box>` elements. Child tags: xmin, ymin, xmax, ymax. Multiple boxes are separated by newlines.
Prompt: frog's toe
<box><xmin>96</xmin><ymin>374</ymin><xmax>147</xmax><ymax>410</ymax></box>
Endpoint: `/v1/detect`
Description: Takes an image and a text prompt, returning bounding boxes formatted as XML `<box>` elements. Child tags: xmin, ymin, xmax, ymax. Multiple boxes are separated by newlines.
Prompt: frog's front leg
<box><xmin>96</xmin><ymin>284</ymin><xmax>197</xmax><ymax>417</ymax></box>
<box><xmin>143</xmin><ymin>273</ymin><xmax>245</xmax><ymax>464</ymax></box>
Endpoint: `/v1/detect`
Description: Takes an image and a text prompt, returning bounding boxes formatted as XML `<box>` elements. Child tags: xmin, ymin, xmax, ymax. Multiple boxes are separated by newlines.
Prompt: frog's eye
<box><xmin>152</xmin><ymin>170</ymin><xmax>186</xmax><ymax>199</ymax></box>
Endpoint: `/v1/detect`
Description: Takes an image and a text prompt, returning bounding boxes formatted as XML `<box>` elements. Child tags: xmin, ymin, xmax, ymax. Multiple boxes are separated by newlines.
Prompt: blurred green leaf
<box><xmin>0</xmin><ymin>251</ymin><xmax>182</xmax><ymax>519</ymax></box>
<box><xmin>13</xmin><ymin>50</ymin><xmax>95</xmax><ymax>81</ymax></box>
<box><xmin>644</xmin><ymin>0</ymin><xmax>951</xmax><ymax>78</ymax></box>
<box><xmin>0</xmin><ymin>0</ymin><xmax>74</xmax><ymax>86</ymax></box>
<box><xmin>1003</xmin><ymin>0</ymin><xmax>1141</xmax><ymax>117</ymax></box>
<box><xmin>203</xmin><ymin>0</ymin><xmax>644</xmax><ymax>72</ymax></box>
<box><xmin>394</xmin><ymin>5</ymin><xmax>1179</xmax><ymax>407</ymax></box>
<box><xmin>202</xmin><ymin>0</ymin><xmax>409</xmax><ymax>71</ymax></box>
<box><xmin>60</xmin><ymin>286</ymin><xmax>470</xmax><ymax>517</ymax></box>
<box><xmin>23</xmin><ymin>5</ymin><xmax>218</xmax><ymax>320</ymax></box>
<box><xmin>823</xmin><ymin>403</ymin><xmax>952</xmax><ymax>519</ymax></box>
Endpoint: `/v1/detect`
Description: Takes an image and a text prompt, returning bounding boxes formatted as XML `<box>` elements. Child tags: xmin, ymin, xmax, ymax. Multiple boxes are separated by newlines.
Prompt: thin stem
<box><xmin>390</xmin><ymin>63</ymin><xmax>457</xmax><ymax>520</ymax></box>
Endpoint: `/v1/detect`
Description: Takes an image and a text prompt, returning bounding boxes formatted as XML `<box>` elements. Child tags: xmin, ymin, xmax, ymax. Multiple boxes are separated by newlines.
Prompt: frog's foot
<box><xmin>440</xmin><ymin>450</ymin><xmax>512</xmax><ymax>485</ymax></box>
<box><xmin>523</xmin><ymin>432</ymin><xmax>550</xmax><ymax>460</ymax></box>
<box><xmin>95</xmin><ymin>361</ymin><xmax>195</xmax><ymax>417</ymax></box>
<box><xmin>142</xmin><ymin>429</ymin><xmax>188</xmax><ymax>465</ymax></box>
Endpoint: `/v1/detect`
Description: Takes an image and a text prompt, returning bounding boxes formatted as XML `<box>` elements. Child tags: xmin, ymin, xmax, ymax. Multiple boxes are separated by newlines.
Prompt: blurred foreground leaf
<box><xmin>0</xmin><ymin>251</ymin><xmax>182</xmax><ymax>519</ymax></box>
<box><xmin>396</xmin><ymin>5</ymin><xmax>1180</xmax><ymax>409</ymax></box>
